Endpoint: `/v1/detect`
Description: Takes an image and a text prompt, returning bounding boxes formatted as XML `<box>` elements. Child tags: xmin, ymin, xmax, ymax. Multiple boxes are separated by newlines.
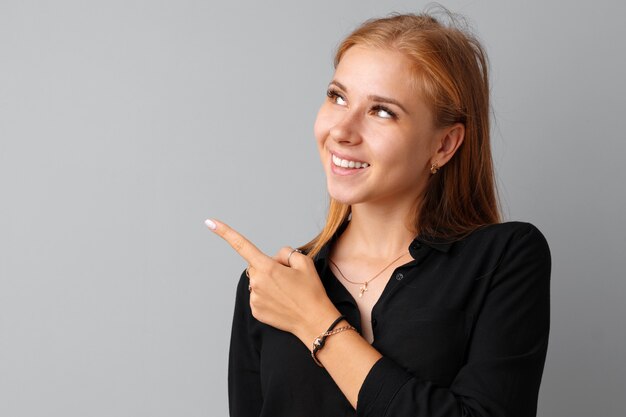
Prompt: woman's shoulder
<box><xmin>456</xmin><ymin>221</ymin><xmax>550</xmax><ymax>258</ymax></box>
<box><xmin>454</xmin><ymin>221</ymin><xmax>549</xmax><ymax>254</ymax></box>
<box><xmin>470</xmin><ymin>221</ymin><xmax>546</xmax><ymax>239</ymax></box>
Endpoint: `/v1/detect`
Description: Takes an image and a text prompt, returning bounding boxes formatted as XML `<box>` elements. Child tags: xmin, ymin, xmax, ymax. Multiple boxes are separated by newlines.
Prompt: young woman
<box><xmin>206</xmin><ymin>10</ymin><xmax>550</xmax><ymax>417</ymax></box>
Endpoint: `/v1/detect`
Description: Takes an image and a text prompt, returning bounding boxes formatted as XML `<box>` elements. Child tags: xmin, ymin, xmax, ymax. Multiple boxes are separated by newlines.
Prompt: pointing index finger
<box><xmin>205</xmin><ymin>218</ymin><xmax>269</xmax><ymax>267</ymax></box>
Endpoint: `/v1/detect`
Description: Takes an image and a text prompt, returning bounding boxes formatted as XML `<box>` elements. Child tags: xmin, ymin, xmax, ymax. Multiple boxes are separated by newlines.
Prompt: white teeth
<box><xmin>332</xmin><ymin>153</ymin><xmax>369</xmax><ymax>169</ymax></box>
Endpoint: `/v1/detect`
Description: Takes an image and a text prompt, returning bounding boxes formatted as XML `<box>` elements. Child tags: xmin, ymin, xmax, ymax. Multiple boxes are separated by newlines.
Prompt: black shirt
<box><xmin>228</xmin><ymin>221</ymin><xmax>551</xmax><ymax>417</ymax></box>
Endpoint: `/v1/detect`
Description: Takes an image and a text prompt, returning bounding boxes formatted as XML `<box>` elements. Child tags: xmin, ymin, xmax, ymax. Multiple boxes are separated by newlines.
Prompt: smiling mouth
<box><xmin>331</xmin><ymin>153</ymin><xmax>370</xmax><ymax>169</ymax></box>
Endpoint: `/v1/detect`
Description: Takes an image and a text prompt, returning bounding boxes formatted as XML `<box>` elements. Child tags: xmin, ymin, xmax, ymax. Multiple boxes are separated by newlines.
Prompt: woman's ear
<box><xmin>431</xmin><ymin>123</ymin><xmax>465</xmax><ymax>168</ymax></box>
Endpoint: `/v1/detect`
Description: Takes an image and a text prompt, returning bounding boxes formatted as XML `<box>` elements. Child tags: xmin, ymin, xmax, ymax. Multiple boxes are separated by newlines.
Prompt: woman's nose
<box><xmin>329</xmin><ymin>111</ymin><xmax>363</xmax><ymax>145</ymax></box>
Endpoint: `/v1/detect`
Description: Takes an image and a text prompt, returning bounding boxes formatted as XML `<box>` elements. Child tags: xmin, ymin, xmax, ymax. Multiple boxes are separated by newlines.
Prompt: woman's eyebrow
<box><xmin>328</xmin><ymin>80</ymin><xmax>409</xmax><ymax>114</ymax></box>
<box><xmin>367</xmin><ymin>94</ymin><xmax>408</xmax><ymax>114</ymax></box>
<box><xmin>329</xmin><ymin>80</ymin><xmax>348</xmax><ymax>91</ymax></box>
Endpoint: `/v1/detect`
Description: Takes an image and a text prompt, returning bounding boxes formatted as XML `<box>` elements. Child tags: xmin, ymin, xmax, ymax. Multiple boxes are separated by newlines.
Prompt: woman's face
<box><xmin>314</xmin><ymin>45</ymin><xmax>444</xmax><ymax>209</ymax></box>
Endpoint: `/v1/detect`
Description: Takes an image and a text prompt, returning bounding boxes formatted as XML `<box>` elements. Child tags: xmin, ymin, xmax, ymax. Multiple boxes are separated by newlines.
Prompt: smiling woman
<box><xmin>314</xmin><ymin>45</ymin><xmax>462</xmax><ymax>217</ymax></box>
<box><xmin>209</xmin><ymin>8</ymin><xmax>550</xmax><ymax>417</ymax></box>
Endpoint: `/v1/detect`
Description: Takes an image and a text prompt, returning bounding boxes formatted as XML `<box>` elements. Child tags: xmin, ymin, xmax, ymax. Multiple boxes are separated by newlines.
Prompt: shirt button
<box><xmin>371</xmin><ymin>318</ymin><xmax>378</xmax><ymax>327</ymax></box>
<box><xmin>395</xmin><ymin>273</ymin><xmax>404</xmax><ymax>281</ymax></box>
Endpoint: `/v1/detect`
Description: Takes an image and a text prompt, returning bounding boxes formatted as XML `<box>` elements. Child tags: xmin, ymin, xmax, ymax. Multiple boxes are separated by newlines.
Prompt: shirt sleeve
<box><xmin>228</xmin><ymin>270</ymin><xmax>263</xmax><ymax>417</ymax></box>
<box><xmin>356</xmin><ymin>223</ymin><xmax>551</xmax><ymax>417</ymax></box>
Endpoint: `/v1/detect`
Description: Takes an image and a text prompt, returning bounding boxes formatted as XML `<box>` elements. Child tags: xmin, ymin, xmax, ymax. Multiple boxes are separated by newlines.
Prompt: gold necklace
<box><xmin>328</xmin><ymin>251</ymin><xmax>409</xmax><ymax>298</ymax></box>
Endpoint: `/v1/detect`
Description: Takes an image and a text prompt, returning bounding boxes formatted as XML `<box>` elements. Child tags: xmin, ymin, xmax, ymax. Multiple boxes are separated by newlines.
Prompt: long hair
<box><xmin>301</xmin><ymin>9</ymin><xmax>501</xmax><ymax>258</ymax></box>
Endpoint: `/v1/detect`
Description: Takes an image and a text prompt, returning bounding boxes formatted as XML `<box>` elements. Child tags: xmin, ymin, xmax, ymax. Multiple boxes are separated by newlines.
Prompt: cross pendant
<box><xmin>359</xmin><ymin>281</ymin><xmax>369</xmax><ymax>298</ymax></box>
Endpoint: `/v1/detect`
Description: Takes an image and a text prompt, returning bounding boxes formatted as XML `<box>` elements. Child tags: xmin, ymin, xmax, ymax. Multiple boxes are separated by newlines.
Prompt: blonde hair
<box><xmin>301</xmin><ymin>9</ymin><xmax>500</xmax><ymax>258</ymax></box>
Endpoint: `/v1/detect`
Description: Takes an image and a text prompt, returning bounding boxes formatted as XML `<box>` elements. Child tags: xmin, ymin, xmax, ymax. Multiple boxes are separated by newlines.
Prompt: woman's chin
<box><xmin>326</xmin><ymin>187</ymin><xmax>363</xmax><ymax>206</ymax></box>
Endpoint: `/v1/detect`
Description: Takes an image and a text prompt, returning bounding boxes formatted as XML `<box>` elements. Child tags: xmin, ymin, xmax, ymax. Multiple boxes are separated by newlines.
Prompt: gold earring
<box><xmin>430</xmin><ymin>162</ymin><xmax>439</xmax><ymax>174</ymax></box>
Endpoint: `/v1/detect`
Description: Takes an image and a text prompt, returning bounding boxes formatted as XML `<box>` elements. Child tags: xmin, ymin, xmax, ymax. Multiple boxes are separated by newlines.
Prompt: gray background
<box><xmin>1</xmin><ymin>0</ymin><xmax>624</xmax><ymax>416</ymax></box>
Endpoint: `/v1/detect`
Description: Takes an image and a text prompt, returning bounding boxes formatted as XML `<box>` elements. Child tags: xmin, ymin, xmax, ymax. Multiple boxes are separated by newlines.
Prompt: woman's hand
<box><xmin>205</xmin><ymin>218</ymin><xmax>341</xmax><ymax>345</ymax></box>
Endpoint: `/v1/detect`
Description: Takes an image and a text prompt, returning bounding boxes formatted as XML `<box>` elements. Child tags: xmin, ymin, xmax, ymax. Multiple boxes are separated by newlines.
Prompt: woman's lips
<box><xmin>330</xmin><ymin>152</ymin><xmax>370</xmax><ymax>176</ymax></box>
<box><xmin>331</xmin><ymin>153</ymin><xmax>370</xmax><ymax>169</ymax></box>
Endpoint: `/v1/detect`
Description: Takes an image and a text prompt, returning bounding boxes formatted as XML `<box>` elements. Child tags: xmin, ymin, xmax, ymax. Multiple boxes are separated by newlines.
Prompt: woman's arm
<box><xmin>292</xmin><ymin>316</ymin><xmax>381</xmax><ymax>409</ymax></box>
<box><xmin>228</xmin><ymin>270</ymin><xmax>263</xmax><ymax>416</ymax></box>
<box><xmin>293</xmin><ymin>223</ymin><xmax>551</xmax><ymax>417</ymax></box>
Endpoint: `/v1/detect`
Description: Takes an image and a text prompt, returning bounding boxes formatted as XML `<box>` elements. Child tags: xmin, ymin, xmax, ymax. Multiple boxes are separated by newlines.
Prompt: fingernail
<box><xmin>204</xmin><ymin>219</ymin><xmax>217</xmax><ymax>230</ymax></box>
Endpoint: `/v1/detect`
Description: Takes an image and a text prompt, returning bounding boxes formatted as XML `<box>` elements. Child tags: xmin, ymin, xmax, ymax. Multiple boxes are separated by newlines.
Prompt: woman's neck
<box><xmin>335</xmin><ymin>201</ymin><xmax>418</xmax><ymax>261</ymax></box>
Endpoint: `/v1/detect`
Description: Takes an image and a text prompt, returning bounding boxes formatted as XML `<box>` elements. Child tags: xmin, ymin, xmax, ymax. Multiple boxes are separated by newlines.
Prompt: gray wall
<box><xmin>1</xmin><ymin>1</ymin><xmax>624</xmax><ymax>416</ymax></box>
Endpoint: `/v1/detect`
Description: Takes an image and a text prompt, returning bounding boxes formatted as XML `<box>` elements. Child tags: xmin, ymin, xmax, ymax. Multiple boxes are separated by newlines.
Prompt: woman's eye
<box><xmin>372</xmin><ymin>105</ymin><xmax>396</xmax><ymax>119</ymax></box>
<box><xmin>327</xmin><ymin>89</ymin><xmax>347</xmax><ymax>106</ymax></box>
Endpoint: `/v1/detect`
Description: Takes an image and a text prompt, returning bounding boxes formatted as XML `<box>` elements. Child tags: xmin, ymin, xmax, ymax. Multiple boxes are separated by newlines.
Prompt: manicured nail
<box><xmin>204</xmin><ymin>219</ymin><xmax>217</xmax><ymax>230</ymax></box>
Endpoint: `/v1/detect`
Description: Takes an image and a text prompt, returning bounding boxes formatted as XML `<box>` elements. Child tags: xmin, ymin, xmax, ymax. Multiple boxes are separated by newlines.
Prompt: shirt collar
<box><xmin>313</xmin><ymin>221</ymin><xmax>453</xmax><ymax>262</ymax></box>
<box><xmin>413</xmin><ymin>235</ymin><xmax>453</xmax><ymax>253</ymax></box>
